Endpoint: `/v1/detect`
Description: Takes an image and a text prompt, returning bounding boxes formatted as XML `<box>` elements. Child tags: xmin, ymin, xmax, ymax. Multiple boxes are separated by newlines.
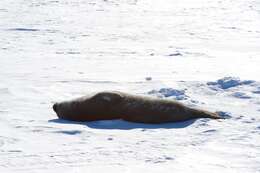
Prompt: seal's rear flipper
<box><xmin>216</xmin><ymin>111</ymin><xmax>232</xmax><ymax>119</ymax></box>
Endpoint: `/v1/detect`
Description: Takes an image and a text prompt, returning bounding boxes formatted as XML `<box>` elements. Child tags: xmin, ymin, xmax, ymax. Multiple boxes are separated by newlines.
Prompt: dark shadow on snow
<box><xmin>7</xmin><ymin>28</ymin><xmax>40</xmax><ymax>32</ymax></box>
<box><xmin>48</xmin><ymin>118</ymin><xmax>197</xmax><ymax>130</ymax></box>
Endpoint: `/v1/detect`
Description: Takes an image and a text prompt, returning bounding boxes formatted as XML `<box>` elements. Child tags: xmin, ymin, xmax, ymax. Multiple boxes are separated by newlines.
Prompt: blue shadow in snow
<box><xmin>48</xmin><ymin>118</ymin><xmax>196</xmax><ymax>130</ymax></box>
<box><xmin>52</xmin><ymin>130</ymin><xmax>82</xmax><ymax>135</ymax></box>
<box><xmin>8</xmin><ymin>28</ymin><xmax>40</xmax><ymax>32</ymax></box>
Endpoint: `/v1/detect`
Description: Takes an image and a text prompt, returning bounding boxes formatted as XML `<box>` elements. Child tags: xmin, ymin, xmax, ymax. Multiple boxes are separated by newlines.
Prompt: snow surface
<box><xmin>1</xmin><ymin>0</ymin><xmax>260</xmax><ymax>172</ymax></box>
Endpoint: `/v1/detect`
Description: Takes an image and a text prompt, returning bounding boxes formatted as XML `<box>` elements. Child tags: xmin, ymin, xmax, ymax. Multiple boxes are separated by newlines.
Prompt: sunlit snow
<box><xmin>0</xmin><ymin>0</ymin><xmax>260</xmax><ymax>172</ymax></box>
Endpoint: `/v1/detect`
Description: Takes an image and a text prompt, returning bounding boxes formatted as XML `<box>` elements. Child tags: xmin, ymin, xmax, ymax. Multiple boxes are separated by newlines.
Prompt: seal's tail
<box><xmin>204</xmin><ymin>111</ymin><xmax>223</xmax><ymax>119</ymax></box>
<box><xmin>191</xmin><ymin>108</ymin><xmax>224</xmax><ymax>119</ymax></box>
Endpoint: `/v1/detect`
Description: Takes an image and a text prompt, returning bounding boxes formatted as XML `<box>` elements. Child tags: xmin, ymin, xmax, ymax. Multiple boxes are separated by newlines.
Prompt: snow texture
<box><xmin>148</xmin><ymin>88</ymin><xmax>188</xmax><ymax>100</ymax></box>
<box><xmin>1</xmin><ymin>0</ymin><xmax>260</xmax><ymax>172</ymax></box>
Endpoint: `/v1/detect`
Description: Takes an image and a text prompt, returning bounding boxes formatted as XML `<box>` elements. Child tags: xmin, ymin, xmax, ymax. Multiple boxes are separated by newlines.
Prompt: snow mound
<box><xmin>207</xmin><ymin>77</ymin><xmax>255</xmax><ymax>89</ymax></box>
<box><xmin>148</xmin><ymin>88</ymin><xmax>188</xmax><ymax>100</ymax></box>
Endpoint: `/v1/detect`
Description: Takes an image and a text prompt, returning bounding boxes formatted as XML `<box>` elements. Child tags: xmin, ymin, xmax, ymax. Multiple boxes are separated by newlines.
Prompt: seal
<box><xmin>53</xmin><ymin>91</ymin><xmax>222</xmax><ymax>124</ymax></box>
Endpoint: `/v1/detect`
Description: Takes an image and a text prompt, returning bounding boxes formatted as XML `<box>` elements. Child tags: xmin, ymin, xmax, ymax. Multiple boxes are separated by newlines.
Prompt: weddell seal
<box><xmin>52</xmin><ymin>91</ymin><xmax>222</xmax><ymax>124</ymax></box>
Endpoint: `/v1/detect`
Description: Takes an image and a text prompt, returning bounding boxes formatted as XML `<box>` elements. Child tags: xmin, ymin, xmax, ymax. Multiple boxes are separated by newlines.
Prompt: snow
<box><xmin>148</xmin><ymin>88</ymin><xmax>188</xmax><ymax>100</ymax></box>
<box><xmin>207</xmin><ymin>77</ymin><xmax>255</xmax><ymax>90</ymax></box>
<box><xmin>1</xmin><ymin>0</ymin><xmax>260</xmax><ymax>172</ymax></box>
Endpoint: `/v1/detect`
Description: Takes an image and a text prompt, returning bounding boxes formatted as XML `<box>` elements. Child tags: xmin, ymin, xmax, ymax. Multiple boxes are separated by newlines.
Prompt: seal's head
<box><xmin>53</xmin><ymin>91</ymin><xmax>123</xmax><ymax>121</ymax></box>
<box><xmin>53</xmin><ymin>103</ymin><xmax>58</xmax><ymax>113</ymax></box>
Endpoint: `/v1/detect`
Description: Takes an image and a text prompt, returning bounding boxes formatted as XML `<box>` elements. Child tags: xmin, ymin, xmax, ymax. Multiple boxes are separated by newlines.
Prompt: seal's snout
<box><xmin>53</xmin><ymin>103</ymin><xmax>58</xmax><ymax>113</ymax></box>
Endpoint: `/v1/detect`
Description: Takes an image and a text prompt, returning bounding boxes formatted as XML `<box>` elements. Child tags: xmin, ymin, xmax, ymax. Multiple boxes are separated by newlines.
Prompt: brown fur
<box><xmin>53</xmin><ymin>91</ymin><xmax>222</xmax><ymax>124</ymax></box>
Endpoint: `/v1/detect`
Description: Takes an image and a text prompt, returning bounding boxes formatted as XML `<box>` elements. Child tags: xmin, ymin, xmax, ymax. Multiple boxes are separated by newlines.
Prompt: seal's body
<box><xmin>53</xmin><ymin>91</ymin><xmax>221</xmax><ymax>124</ymax></box>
